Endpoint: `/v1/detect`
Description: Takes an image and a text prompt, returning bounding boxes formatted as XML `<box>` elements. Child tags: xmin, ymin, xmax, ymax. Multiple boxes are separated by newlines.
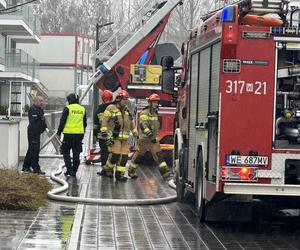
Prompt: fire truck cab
<box><xmin>162</xmin><ymin>0</ymin><xmax>300</xmax><ymax>220</ymax></box>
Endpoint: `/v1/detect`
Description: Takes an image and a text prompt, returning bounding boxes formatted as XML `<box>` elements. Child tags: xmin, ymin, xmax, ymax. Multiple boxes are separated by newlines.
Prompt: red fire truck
<box><xmin>161</xmin><ymin>0</ymin><xmax>300</xmax><ymax>220</ymax></box>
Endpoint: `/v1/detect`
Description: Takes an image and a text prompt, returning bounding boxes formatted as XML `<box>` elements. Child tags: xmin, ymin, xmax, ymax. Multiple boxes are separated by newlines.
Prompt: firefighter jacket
<box><xmin>57</xmin><ymin>104</ymin><xmax>87</xmax><ymax>135</ymax></box>
<box><xmin>28</xmin><ymin>104</ymin><xmax>47</xmax><ymax>136</ymax></box>
<box><xmin>139</xmin><ymin>107</ymin><xmax>159</xmax><ymax>140</ymax></box>
<box><xmin>101</xmin><ymin>103</ymin><xmax>137</xmax><ymax>140</ymax></box>
<box><xmin>93</xmin><ymin>103</ymin><xmax>109</xmax><ymax>139</ymax></box>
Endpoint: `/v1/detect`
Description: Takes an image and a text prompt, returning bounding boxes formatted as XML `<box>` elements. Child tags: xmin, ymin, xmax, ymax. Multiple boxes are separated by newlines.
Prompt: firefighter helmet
<box><xmin>116</xmin><ymin>89</ymin><xmax>129</xmax><ymax>100</ymax></box>
<box><xmin>102</xmin><ymin>90</ymin><xmax>113</xmax><ymax>104</ymax></box>
<box><xmin>147</xmin><ymin>93</ymin><xmax>160</xmax><ymax>102</ymax></box>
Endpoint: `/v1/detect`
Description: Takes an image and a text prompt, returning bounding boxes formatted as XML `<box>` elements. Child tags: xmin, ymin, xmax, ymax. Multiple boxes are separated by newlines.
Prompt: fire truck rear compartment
<box><xmin>285</xmin><ymin>159</ymin><xmax>300</xmax><ymax>184</ymax></box>
<box><xmin>275</xmin><ymin>44</ymin><xmax>300</xmax><ymax>149</ymax></box>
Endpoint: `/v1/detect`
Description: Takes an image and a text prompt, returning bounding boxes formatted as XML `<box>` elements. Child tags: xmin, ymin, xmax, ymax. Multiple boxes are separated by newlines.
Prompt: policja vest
<box><xmin>63</xmin><ymin>104</ymin><xmax>85</xmax><ymax>134</ymax></box>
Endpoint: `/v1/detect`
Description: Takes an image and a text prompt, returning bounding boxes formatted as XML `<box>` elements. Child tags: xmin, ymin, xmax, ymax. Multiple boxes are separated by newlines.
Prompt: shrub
<box><xmin>0</xmin><ymin>170</ymin><xmax>52</xmax><ymax>210</ymax></box>
<box><xmin>0</xmin><ymin>105</ymin><xmax>8</xmax><ymax>115</ymax></box>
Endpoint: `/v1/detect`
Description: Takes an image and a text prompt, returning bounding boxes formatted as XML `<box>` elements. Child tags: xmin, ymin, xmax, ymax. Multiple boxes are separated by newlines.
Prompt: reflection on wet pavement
<box><xmin>0</xmin><ymin>202</ymin><xmax>75</xmax><ymax>250</ymax></box>
<box><xmin>78</xmin><ymin>201</ymin><xmax>300</xmax><ymax>250</ymax></box>
<box><xmin>0</xmin><ymin>157</ymin><xmax>299</xmax><ymax>249</ymax></box>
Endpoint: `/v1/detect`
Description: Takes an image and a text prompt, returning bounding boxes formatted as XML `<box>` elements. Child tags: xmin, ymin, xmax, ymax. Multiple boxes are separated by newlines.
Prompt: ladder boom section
<box><xmin>101</xmin><ymin>0</ymin><xmax>182</xmax><ymax>71</ymax></box>
<box><xmin>79</xmin><ymin>0</ymin><xmax>182</xmax><ymax>104</ymax></box>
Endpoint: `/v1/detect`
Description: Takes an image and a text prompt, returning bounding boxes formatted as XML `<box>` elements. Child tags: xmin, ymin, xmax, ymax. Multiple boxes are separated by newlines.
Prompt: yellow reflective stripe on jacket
<box><xmin>118</xmin><ymin>135</ymin><xmax>129</xmax><ymax>139</ymax></box>
<box><xmin>103</xmin><ymin>110</ymin><xmax>122</xmax><ymax>117</ymax></box>
<box><xmin>116</xmin><ymin>165</ymin><xmax>126</xmax><ymax>172</ymax></box>
<box><xmin>101</xmin><ymin>126</ymin><xmax>108</xmax><ymax>133</ymax></box>
<box><xmin>117</xmin><ymin>131</ymin><xmax>131</xmax><ymax>139</ymax></box>
<box><xmin>140</xmin><ymin>114</ymin><xmax>148</xmax><ymax>121</ymax></box>
<box><xmin>140</xmin><ymin>114</ymin><xmax>158</xmax><ymax>121</ymax></box>
<box><xmin>143</xmin><ymin>128</ymin><xmax>151</xmax><ymax>133</ymax></box>
<box><xmin>97</xmin><ymin>113</ymin><xmax>104</xmax><ymax>121</ymax></box>
<box><xmin>103</xmin><ymin>110</ymin><xmax>112</xmax><ymax>117</ymax></box>
<box><xmin>63</xmin><ymin>104</ymin><xmax>85</xmax><ymax>134</ymax></box>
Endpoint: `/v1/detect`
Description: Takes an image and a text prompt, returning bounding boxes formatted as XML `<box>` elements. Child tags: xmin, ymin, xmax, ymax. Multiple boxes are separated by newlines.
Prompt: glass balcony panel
<box><xmin>0</xmin><ymin>1</ymin><xmax>40</xmax><ymax>37</ymax></box>
<box><xmin>5</xmin><ymin>49</ymin><xmax>40</xmax><ymax>79</ymax></box>
<box><xmin>0</xmin><ymin>35</ymin><xmax>5</xmax><ymax>65</ymax></box>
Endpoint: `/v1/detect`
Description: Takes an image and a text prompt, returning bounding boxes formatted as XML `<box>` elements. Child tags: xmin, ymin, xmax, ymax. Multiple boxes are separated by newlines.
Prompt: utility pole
<box><xmin>92</xmin><ymin>22</ymin><xmax>114</xmax><ymax>145</ymax></box>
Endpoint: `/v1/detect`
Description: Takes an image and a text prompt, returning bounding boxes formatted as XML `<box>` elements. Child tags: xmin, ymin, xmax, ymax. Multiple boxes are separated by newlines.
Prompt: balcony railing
<box><xmin>0</xmin><ymin>2</ymin><xmax>40</xmax><ymax>35</ymax></box>
<box><xmin>5</xmin><ymin>49</ymin><xmax>39</xmax><ymax>79</ymax></box>
<box><xmin>0</xmin><ymin>0</ymin><xmax>6</xmax><ymax>9</ymax></box>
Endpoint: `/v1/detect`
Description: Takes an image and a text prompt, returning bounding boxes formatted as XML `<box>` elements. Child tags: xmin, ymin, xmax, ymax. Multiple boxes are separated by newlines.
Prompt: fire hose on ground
<box><xmin>48</xmin><ymin>164</ymin><xmax>178</xmax><ymax>205</ymax></box>
<box><xmin>42</xmin><ymin>129</ymin><xmax>177</xmax><ymax>204</ymax></box>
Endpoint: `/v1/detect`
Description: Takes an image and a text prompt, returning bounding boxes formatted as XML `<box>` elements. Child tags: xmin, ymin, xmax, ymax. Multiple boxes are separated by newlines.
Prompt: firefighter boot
<box><xmin>115</xmin><ymin>165</ymin><xmax>127</xmax><ymax>181</ymax></box>
<box><xmin>158</xmin><ymin>161</ymin><xmax>171</xmax><ymax>180</ymax></box>
<box><xmin>97</xmin><ymin>167</ymin><xmax>106</xmax><ymax>176</ymax></box>
<box><xmin>128</xmin><ymin>162</ymin><xmax>138</xmax><ymax>179</ymax></box>
<box><xmin>115</xmin><ymin>171</ymin><xmax>128</xmax><ymax>181</ymax></box>
<box><xmin>103</xmin><ymin>161</ymin><xmax>114</xmax><ymax>178</ymax></box>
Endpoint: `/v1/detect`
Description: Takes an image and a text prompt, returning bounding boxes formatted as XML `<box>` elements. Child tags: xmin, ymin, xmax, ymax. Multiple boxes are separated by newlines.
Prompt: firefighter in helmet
<box><xmin>100</xmin><ymin>89</ymin><xmax>137</xmax><ymax>181</ymax></box>
<box><xmin>128</xmin><ymin>93</ymin><xmax>171</xmax><ymax>179</ymax></box>
<box><xmin>94</xmin><ymin>90</ymin><xmax>114</xmax><ymax>175</ymax></box>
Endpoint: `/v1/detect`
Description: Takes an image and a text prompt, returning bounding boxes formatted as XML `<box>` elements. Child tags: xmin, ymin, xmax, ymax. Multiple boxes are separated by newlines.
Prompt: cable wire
<box><xmin>0</xmin><ymin>0</ymin><xmax>38</xmax><ymax>12</ymax></box>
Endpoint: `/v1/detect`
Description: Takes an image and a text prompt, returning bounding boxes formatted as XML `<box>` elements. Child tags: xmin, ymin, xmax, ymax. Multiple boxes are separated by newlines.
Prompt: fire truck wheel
<box><xmin>163</xmin><ymin>150</ymin><xmax>173</xmax><ymax>168</ymax></box>
<box><xmin>195</xmin><ymin>147</ymin><xmax>205</xmax><ymax>222</ymax></box>
<box><xmin>175</xmin><ymin>171</ymin><xmax>184</xmax><ymax>202</ymax></box>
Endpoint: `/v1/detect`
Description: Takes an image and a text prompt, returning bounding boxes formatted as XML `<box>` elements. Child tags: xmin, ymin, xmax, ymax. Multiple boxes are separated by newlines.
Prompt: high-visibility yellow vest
<box><xmin>63</xmin><ymin>104</ymin><xmax>85</xmax><ymax>134</ymax></box>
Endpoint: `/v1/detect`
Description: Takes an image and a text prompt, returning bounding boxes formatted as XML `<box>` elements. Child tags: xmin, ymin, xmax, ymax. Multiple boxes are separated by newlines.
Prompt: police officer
<box><xmin>128</xmin><ymin>93</ymin><xmax>171</xmax><ymax>179</ymax></box>
<box><xmin>100</xmin><ymin>89</ymin><xmax>137</xmax><ymax>181</ymax></box>
<box><xmin>57</xmin><ymin>93</ymin><xmax>87</xmax><ymax>177</ymax></box>
<box><xmin>94</xmin><ymin>90</ymin><xmax>113</xmax><ymax>175</ymax></box>
<box><xmin>22</xmin><ymin>96</ymin><xmax>47</xmax><ymax>174</ymax></box>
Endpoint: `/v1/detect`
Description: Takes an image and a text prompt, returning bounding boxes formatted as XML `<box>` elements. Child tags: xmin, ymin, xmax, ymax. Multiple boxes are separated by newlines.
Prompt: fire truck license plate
<box><xmin>226</xmin><ymin>155</ymin><xmax>268</xmax><ymax>166</ymax></box>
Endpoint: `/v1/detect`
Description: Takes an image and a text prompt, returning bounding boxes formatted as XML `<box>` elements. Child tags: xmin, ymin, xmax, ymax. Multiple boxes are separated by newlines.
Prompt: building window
<box><xmin>77</xmin><ymin>72</ymin><xmax>81</xmax><ymax>85</ymax></box>
<box><xmin>0</xmin><ymin>35</ymin><xmax>5</xmax><ymax>65</ymax></box>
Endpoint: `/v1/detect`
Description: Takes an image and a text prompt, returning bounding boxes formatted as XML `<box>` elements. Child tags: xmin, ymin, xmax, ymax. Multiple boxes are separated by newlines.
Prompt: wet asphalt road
<box><xmin>1</xmin><ymin>157</ymin><xmax>300</xmax><ymax>249</ymax></box>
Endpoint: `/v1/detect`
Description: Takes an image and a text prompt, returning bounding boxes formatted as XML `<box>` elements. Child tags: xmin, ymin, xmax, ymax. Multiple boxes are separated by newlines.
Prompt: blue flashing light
<box><xmin>137</xmin><ymin>50</ymin><xmax>149</xmax><ymax>64</ymax></box>
<box><xmin>221</xmin><ymin>6</ymin><xmax>235</xmax><ymax>23</ymax></box>
<box><xmin>271</xmin><ymin>27</ymin><xmax>283</xmax><ymax>34</ymax></box>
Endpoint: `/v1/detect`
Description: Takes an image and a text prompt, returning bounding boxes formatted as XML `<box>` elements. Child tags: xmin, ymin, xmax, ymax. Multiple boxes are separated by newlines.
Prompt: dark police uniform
<box><xmin>57</xmin><ymin>94</ymin><xmax>87</xmax><ymax>176</ymax></box>
<box><xmin>22</xmin><ymin>104</ymin><xmax>47</xmax><ymax>173</ymax></box>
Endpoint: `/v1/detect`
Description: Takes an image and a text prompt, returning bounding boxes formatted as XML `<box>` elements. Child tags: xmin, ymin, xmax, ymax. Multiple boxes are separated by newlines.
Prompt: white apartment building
<box><xmin>0</xmin><ymin>0</ymin><xmax>43</xmax><ymax>117</ymax></box>
<box><xmin>18</xmin><ymin>33</ymin><xmax>95</xmax><ymax>104</ymax></box>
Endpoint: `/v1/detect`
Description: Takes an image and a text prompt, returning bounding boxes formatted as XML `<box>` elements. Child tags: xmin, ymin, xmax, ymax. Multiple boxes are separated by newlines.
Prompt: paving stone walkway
<box><xmin>1</xmin><ymin>140</ymin><xmax>300</xmax><ymax>249</ymax></box>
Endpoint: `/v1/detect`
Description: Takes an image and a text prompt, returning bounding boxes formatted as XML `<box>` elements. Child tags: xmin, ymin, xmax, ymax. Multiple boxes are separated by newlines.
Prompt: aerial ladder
<box><xmin>79</xmin><ymin>0</ymin><xmax>183</xmax><ymax>103</ymax></box>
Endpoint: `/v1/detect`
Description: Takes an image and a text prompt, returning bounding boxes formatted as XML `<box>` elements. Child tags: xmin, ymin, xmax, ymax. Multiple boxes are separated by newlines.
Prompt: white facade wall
<box><xmin>40</xmin><ymin>67</ymin><xmax>75</xmax><ymax>98</ymax></box>
<box><xmin>18</xmin><ymin>34</ymin><xmax>95</xmax><ymax>100</ymax></box>
<box><xmin>19</xmin><ymin>118</ymin><xmax>28</xmax><ymax>157</ymax></box>
<box><xmin>18</xmin><ymin>36</ymin><xmax>76</xmax><ymax>64</ymax></box>
<box><xmin>0</xmin><ymin>120</ymin><xmax>19</xmax><ymax>169</ymax></box>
